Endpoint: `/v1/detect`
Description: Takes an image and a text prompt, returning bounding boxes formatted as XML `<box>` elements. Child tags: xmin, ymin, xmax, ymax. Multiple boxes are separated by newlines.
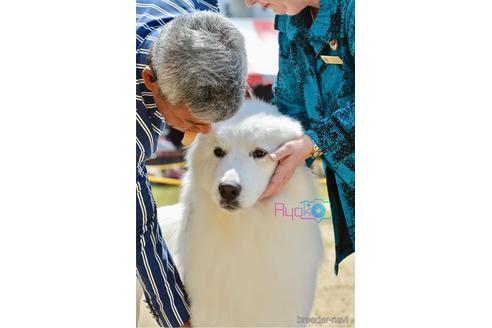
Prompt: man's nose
<box><xmin>218</xmin><ymin>182</ymin><xmax>242</xmax><ymax>201</ymax></box>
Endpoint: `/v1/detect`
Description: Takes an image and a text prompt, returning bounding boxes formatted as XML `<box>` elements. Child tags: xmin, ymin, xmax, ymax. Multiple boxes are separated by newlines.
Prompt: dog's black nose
<box><xmin>218</xmin><ymin>182</ymin><xmax>241</xmax><ymax>201</ymax></box>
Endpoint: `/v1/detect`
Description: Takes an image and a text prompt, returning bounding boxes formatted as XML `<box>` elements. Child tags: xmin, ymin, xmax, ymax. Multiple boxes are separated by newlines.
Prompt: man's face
<box><xmin>245</xmin><ymin>0</ymin><xmax>308</xmax><ymax>15</ymax></box>
<box><xmin>153</xmin><ymin>92</ymin><xmax>212</xmax><ymax>134</ymax></box>
<box><xmin>142</xmin><ymin>66</ymin><xmax>212</xmax><ymax>134</ymax></box>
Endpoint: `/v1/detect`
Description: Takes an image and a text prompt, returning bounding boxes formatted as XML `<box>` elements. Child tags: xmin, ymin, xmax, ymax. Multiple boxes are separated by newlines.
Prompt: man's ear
<box><xmin>142</xmin><ymin>66</ymin><xmax>158</xmax><ymax>91</ymax></box>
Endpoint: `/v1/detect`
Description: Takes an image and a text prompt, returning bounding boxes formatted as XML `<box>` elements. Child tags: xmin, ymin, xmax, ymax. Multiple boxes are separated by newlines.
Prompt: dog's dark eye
<box><xmin>251</xmin><ymin>148</ymin><xmax>268</xmax><ymax>159</ymax></box>
<box><xmin>214</xmin><ymin>147</ymin><xmax>226</xmax><ymax>158</ymax></box>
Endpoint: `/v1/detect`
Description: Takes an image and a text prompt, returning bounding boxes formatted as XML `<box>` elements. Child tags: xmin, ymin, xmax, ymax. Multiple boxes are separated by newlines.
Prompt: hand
<box><xmin>260</xmin><ymin>135</ymin><xmax>314</xmax><ymax>199</ymax></box>
<box><xmin>180</xmin><ymin>321</ymin><xmax>191</xmax><ymax>328</ymax></box>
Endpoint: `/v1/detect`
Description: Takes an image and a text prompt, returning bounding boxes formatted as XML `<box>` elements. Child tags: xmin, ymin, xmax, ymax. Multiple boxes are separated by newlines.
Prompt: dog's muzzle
<box><xmin>218</xmin><ymin>182</ymin><xmax>241</xmax><ymax>210</ymax></box>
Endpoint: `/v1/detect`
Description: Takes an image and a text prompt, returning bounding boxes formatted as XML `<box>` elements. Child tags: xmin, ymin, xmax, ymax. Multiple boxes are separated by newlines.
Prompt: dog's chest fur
<box><xmin>179</xmin><ymin>167</ymin><xmax>324</xmax><ymax>326</ymax></box>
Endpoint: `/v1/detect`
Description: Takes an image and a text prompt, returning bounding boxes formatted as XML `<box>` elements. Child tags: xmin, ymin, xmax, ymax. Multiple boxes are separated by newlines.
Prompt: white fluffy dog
<box><xmin>138</xmin><ymin>99</ymin><xmax>324</xmax><ymax>327</ymax></box>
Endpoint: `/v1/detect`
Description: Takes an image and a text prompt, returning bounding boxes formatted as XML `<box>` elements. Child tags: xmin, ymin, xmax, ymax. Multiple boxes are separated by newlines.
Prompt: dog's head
<box><xmin>186</xmin><ymin>99</ymin><xmax>304</xmax><ymax>212</ymax></box>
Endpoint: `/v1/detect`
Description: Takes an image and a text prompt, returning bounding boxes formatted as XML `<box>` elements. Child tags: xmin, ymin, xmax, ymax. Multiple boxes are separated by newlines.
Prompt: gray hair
<box><xmin>149</xmin><ymin>11</ymin><xmax>248</xmax><ymax>123</ymax></box>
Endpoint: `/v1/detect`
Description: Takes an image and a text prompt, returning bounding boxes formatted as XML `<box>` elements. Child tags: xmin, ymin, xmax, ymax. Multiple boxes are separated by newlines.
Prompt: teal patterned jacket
<box><xmin>273</xmin><ymin>0</ymin><xmax>354</xmax><ymax>273</ymax></box>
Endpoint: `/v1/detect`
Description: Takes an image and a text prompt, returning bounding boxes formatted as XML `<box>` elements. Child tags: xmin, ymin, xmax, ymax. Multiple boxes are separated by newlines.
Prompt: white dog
<box><xmin>138</xmin><ymin>99</ymin><xmax>324</xmax><ymax>327</ymax></box>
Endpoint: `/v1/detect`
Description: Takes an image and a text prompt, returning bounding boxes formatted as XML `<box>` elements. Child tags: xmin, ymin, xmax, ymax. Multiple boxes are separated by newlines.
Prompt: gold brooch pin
<box><xmin>329</xmin><ymin>39</ymin><xmax>338</xmax><ymax>51</ymax></box>
<box><xmin>321</xmin><ymin>55</ymin><xmax>343</xmax><ymax>65</ymax></box>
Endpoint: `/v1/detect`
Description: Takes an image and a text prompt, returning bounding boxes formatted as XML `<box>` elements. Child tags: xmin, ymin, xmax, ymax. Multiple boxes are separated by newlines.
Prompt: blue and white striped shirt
<box><xmin>136</xmin><ymin>1</ymin><xmax>218</xmax><ymax>326</ymax></box>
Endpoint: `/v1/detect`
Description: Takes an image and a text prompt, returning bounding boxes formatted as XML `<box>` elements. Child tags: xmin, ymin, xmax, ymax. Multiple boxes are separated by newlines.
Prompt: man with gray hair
<box><xmin>136</xmin><ymin>1</ymin><xmax>247</xmax><ymax>326</ymax></box>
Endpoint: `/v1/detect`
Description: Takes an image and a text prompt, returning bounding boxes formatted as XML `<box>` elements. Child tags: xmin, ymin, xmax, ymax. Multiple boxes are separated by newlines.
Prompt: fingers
<box><xmin>260</xmin><ymin>183</ymin><xmax>275</xmax><ymax>200</ymax></box>
<box><xmin>270</xmin><ymin>142</ymin><xmax>294</xmax><ymax>161</ymax></box>
<box><xmin>261</xmin><ymin>170</ymin><xmax>282</xmax><ymax>199</ymax></box>
<box><xmin>260</xmin><ymin>161</ymin><xmax>295</xmax><ymax>199</ymax></box>
<box><xmin>261</xmin><ymin>138</ymin><xmax>309</xmax><ymax>199</ymax></box>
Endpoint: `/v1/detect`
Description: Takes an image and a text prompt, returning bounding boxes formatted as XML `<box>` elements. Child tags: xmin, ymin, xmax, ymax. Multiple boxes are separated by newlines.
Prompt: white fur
<box><xmin>138</xmin><ymin>99</ymin><xmax>324</xmax><ymax>327</ymax></box>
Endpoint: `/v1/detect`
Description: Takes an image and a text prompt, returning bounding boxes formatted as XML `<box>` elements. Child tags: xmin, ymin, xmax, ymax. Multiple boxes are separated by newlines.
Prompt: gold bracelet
<box><xmin>311</xmin><ymin>143</ymin><xmax>323</xmax><ymax>158</ymax></box>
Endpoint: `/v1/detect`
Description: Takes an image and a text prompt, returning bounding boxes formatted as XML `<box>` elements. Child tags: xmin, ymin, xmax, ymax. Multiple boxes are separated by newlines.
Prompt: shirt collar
<box><xmin>308</xmin><ymin>0</ymin><xmax>347</xmax><ymax>54</ymax></box>
<box><xmin>274</xmin><ymin>0</ymin><xmax>347</xmax><ymax>55</ymax></box>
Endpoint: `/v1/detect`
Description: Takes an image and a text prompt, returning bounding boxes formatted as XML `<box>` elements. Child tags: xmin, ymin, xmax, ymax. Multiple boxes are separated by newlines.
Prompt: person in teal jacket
<box><xmin>246</xmin><ymin>0</ymin><xmax>355</xmax><ymax>273</ymax></box>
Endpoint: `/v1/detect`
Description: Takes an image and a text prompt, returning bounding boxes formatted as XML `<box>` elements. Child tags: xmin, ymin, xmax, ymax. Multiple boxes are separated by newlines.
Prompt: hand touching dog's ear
<box><xmin>260</xmin><ymin>135</ymin><xmax>314</xmax><ymax>199</ymax></box>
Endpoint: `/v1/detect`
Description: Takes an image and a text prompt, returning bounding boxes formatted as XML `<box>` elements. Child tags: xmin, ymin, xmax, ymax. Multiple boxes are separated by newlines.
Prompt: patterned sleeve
<box><xmin>304</xmin><ymin>0</ymin><xmax>355</xmax><ymax>188</ymax></box>
<box><xmin>305</xmin><ymin>101</ymin><xmax>354</xmax><ymax>188</ymax></box>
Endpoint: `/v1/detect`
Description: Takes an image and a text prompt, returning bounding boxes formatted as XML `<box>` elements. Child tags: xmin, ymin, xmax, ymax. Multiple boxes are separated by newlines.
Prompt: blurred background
<box><xmin>140</xmin><ymin>1</ymin><xmax>355</xmax><ymax>326</ymax></box>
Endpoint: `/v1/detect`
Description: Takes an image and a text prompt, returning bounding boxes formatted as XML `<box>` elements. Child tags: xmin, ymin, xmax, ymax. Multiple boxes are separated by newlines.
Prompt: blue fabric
<box><xmin>136</xmin><ymin>1</ymin><xmax>218</xmax><ymax>326</ymax></box>
<box><xmin>273</xmin><ymin>0</ymin><xmax>355</xmax><ymax>274</ymax></box>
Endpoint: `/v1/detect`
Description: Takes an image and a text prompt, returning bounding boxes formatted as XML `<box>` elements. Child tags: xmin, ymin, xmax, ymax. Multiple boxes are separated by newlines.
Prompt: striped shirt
<box><xmin>136</xmin><ymin>1</ymin><xmax>218</xmax><ymax>326</ymax></box>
